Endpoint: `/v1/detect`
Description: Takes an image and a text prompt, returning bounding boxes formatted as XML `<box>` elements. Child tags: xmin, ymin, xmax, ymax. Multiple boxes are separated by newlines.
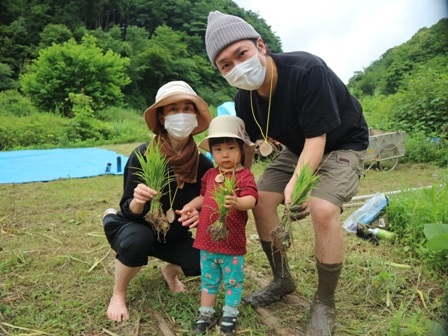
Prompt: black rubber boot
<box><xmin>305</xmin><ymin>260</ymin><xmax>342</xmax><ymax>336</ymax></box>
<box><xmin>244</xmin><ymin>240</ymin><xmax>296</xmax><ymax>308</ymax></box>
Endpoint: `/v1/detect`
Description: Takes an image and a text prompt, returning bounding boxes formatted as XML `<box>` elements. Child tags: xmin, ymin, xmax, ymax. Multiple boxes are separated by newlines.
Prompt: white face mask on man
<box><xmin>164</xmin><ymin>113</ymin><xmax>198</xmax><ymax>140</ymax></box>
<box><xmin>223</xmin><ymin>52</ymin><xmax>266</xmax><ymax>90</ymax></box>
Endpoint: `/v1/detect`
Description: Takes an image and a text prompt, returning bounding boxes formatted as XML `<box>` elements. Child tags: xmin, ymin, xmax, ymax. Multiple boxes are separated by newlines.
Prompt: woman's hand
<box><xmin>133</xmin><ymin>183</ymin><xmax>157</xmax><ymax>205</ymax></box>
<box><xmin>176</xmin><ymin>206</ymin><xmax>200</xmax><ymax>229</ymax></box>
<box><xmin>129</xmin><ymin>183</ymin><xmax>157</xmax><ymax>215</ymax></box>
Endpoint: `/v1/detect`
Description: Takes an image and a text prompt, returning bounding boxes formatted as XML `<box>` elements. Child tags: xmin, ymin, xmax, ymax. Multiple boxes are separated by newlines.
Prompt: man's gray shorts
<box><xmin>257</xmin><ymin>148</ymin><xmax>365</xmax><ymax>209</ymax></box>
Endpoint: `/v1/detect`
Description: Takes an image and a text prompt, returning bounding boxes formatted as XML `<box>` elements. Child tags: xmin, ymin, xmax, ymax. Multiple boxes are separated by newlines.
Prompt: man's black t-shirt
<box><xmin>235</xmin><ymin>51</ymin><xmax>369</xmax><ymax>155</ymax></box>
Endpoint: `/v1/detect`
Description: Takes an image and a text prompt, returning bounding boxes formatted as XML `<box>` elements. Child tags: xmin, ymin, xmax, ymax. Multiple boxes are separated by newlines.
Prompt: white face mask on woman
<box><xmin>224</xmin><ymin>52</ymin><xmax>266</xmax><ymax>90</ymax></box>
<box><xmin>164</xmin><ymin>113</ymin><xmax>198</xmax><ymax>140</ymax></box>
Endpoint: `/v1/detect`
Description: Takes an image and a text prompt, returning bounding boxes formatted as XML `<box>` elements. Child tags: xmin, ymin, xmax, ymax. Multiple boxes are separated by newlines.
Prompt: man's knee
<box><xmin>253</xmin><ymin>191</ymin><xmax>283</xmax><ymax>216</ymax></box>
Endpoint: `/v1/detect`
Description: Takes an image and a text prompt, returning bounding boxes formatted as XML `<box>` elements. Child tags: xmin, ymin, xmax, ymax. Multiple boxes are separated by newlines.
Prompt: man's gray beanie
<box><xmin>205</xmin><ymin>11</ymin><xmax>261</xmax><ymax>67</ymax></box>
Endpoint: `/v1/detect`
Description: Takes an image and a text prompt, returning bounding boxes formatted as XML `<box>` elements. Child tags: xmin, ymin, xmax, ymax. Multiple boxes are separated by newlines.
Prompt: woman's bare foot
<box><xmin>162</xmin><ymin>264</ymin><xmax>186</xmax><ymax>292</ymax></box>
<box><xmin>102</xmin><ymin>208</ymin><xmax>117</xmax><ymax>220</ymax></box>
<box><xmin>107</xmin><ymin>292</ymin><xmax>129</xmax><ymax>322</ymax></box>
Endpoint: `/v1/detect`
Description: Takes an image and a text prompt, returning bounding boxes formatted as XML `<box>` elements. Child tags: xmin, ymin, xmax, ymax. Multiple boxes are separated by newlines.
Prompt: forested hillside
<box><xmin>0</xmin><ymin>0</ymin><xmax>281</xmax><ymax>108</ymax></box>
<box><xmin>348</xmin><ymin>18</ymin><xmax>447</xmax><ymax>149</ymax></box>
<box><xmin>348</xmin><ymin>18</ymin><xmax>448</xmax><ymax>97</ymax></box>
<box><xmin>0</xmin><ymin>1</ymin><xmax>447</xmax><ymax>166</ymax></box>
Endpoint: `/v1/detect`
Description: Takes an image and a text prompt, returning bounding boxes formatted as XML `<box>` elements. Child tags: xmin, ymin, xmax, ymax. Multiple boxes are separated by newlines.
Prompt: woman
<box><xmin>102</xmin><ymin>81</ymin><xmax>213</xmax><ymax>322</ymax></box>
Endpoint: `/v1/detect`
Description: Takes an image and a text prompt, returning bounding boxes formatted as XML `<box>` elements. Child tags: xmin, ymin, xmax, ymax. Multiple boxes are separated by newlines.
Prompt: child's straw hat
<box><xmin>199</xmin><ymin>115</ymin><xmax>254</xmax><ymax>152</ymax></box>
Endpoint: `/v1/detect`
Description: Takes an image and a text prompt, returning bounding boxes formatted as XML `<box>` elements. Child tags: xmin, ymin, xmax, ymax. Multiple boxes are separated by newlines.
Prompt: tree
<box><xmin>0</xmin><ymin>63</ymin><xmax>17</xmax><ymax>90</ymax></box>
<box><xmin>0</xmin><ymin>18</ymin><xmax>30</xmax><ymax>77</ymax></box>
<box><xmin>348</xmin><ymin>18</ymin><xmax>448</xmax><ymax>97</ymax></box>
<box><xmin>393</xmin><ymin>56</ymin><xmax>448</xmax><ymax>136</ymax></box>
<box><xmin>20</xmin><ymin>35</ymin><xmax>130</xmax><ymax>116</ymax></box>
<box><xmin>38</xmin><ymin>24</ymin><xmax>73</xmax><ymax>50</ymax></box>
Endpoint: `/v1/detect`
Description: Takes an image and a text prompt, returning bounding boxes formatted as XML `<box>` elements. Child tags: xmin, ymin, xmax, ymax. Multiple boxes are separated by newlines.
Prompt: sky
<box><xmin>234</xmin><ymin>0</ymin><xmax>448</xmax><ymax>83</ymax></box>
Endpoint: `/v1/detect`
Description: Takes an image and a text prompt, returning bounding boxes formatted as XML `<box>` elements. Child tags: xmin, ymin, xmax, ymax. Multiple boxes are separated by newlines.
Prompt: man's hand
<box><xmin>287</xmin><ymin>202</ymin><xmax>310</xmax><ymax>221</ymax></box>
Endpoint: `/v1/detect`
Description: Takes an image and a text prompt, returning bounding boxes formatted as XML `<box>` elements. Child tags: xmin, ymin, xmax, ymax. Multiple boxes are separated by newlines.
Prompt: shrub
<box><xmin>0</xmin><ymin>113</ymin><xmax>68</xmax><ymax>150</ymax></box>
<box><xmin>0</xmin><ymin>90</ymin><xmax>37</xmax><ymax>117</ymax></box>
<box><xmin>361</xmin><ymin>94</ymin><xmax>398</xmax><ymax>131</ymax></box>
<box><xmin>96</xmin><ymin>106</ymin><xmax>142</xmax><ymax>122</ymax></box>
<box><xmin>402</xmin><ymin>132</ymin><xmax>448</xmax><ymax>167</ymax></box>
<box><xmin>20</xmin><ymin>35</ymin><xmax>130</xmax><ymax>116</ymax></box>
<box><xmin>387</xmin><ymin>182</ymin><xmax>448</xmax><ymax>273</ymax></box>
<box><xmin>108</xmin><ymin>119</ymin><xmax>149</xmax><ymax>144</ymax></box>
<box><xmin>65</xmin><ymin>93</ymin><xmax>114</xmax><ymax>143</ymax></box>
<box><xmin>424</xmin><ymin>223</ymin><xmax>448</xmax><ymax>252</ymax></box>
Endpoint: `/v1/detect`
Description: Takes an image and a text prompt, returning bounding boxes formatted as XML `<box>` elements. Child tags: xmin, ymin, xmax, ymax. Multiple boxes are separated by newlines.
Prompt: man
<box><xmin>204</xmin><ymin>11</ymin><xmax>369</xmax><ymax>335</ymax></box>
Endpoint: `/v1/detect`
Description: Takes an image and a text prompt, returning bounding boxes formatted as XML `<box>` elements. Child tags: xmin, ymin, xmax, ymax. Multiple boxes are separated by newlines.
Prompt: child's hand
<box><xmin>176</xmin><ymin>206</ymin><xmax>199</xmax><ymax>229</ymax></box>
<box><xmin>224</xmin><ymin>195</ymin><xmax>238</xmax><ymax>209</ymax></box>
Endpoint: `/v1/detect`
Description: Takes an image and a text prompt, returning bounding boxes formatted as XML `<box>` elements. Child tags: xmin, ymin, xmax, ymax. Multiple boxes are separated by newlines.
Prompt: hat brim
<box><xmin>144</xmin><ymin>92</ymin><xmax>211</xmax><ymax>135</ymax></box>
<box><xmin>199</xmin><ymin>131</ymin><xmax>247</xmax><ymax>152</ymax></box>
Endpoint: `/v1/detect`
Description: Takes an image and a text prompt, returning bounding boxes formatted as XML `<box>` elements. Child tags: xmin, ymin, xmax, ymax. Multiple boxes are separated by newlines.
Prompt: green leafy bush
<box><xmin>0</xmin><ymin>100</ymin><xmax>149</xmax><ymax>150</ymax></box>
<box><xmin>386</xmin><ymin>182</ymin><xmax>448</xmax><ymax>273</ymax></box>
<box><xmin>361</xmin><ymin>94</ymin><xmax>399</xmax><ymax>131</ymax></box>
<box><xmin>0</xmin><ymin>90</ymin><xmax>37</xmax><ymax>117</ymax></box>
<box><xmin>64</xmin><ymin>93</ymin><xmax>114</xmax><ymax>143</ymax></box>
<box><xmin>424</xmin><ymin>223</ymin><xmax>448</xmax><ymax>251</ymax></box>
<box><xmin>393</xmin><ymin>56</ymin><xmax>447</xmax><ymax>132</ymax></box>
<box><xmin>402</xmin><ymin>132</ymin><xmax>448</xmax><ymax>167</ymax></box>
<box><xmin>108</xmin><ymin>119</ymin><xmax>149</xmax><ymax>144</ymax></box>
<box><xmin>95</xmin><ymin>106</ymin><xmax>149</xmax><ymax>144</ymax></box>
<box><xmin>0</xmin><ymin>113</ymin><xmax>68</xmax><ymax>150</ymax></box>
<box><xmin>20</xmin><ymin>35</ymin><xmax>130</xmax><ymax>116</ymax></box>
<box><xmin>96</xmin><ymin>106</ymin><xmax>142</xmax><ymax>122</ymax></box>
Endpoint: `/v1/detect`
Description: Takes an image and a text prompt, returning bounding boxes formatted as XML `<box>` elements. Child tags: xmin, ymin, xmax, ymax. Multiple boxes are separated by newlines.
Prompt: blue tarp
<box><xmin>217</xmin><ymin>101</ymin><xmax>236</xmax><ymax>116</ymax></box>
<box><xmin>0</xmin><ymin>148</ymin><xmax>128</xmax><ymax>184</ymax></box>
<box><xmin>203</xmin><ymin>102</ymin><xmax>237</xmax><ymax>162</ymax></box>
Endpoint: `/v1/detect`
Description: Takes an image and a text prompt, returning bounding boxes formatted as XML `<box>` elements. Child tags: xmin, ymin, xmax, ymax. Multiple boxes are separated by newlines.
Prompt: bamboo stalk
<box><xmin>349</xmin><ymin>185</ymin><xmax>439</xmax><ymax>202</ymax></box>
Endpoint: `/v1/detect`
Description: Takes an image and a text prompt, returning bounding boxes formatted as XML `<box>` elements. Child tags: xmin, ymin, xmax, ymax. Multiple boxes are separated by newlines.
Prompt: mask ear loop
<box><xmin>256</xmin><ymin>39</ymin><xmax>267</xmax><ymax>68</ymax></box>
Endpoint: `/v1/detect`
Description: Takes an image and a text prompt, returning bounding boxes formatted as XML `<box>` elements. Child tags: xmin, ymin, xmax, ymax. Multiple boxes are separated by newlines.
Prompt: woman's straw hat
<box><xmin>199</xmin><ymin>115</ymin><xmax>254</xmax><ymax>152</ymax></box>
<box><xmin>144</xmin><ymin>81</ymin><xmax>211</xmax><ymax>135</ymax></box>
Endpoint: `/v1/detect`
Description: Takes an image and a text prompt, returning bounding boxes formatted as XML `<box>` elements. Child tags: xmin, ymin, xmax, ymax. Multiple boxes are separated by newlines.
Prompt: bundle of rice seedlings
<box><xmin>270</xmin><ymin>163</ymin><xmax>319</xmax><ymax>262</ymax></box>
<box><xmin>207</xmin><ymin>173</ymin><xmax>237</xmax><ymax>242</ymax></box>
<box><xmin>133</xmin><ymin>141</ymin><xmax>174</xmax><ymax>240</ymax></box>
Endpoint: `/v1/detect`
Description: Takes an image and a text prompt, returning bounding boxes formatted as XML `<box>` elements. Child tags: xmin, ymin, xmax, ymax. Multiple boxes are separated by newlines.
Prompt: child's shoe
<box><xmin>220</xmin><ymin>316</ymin><xmax>237</xmax><ymax>336</ymax></box>
<box><xmin>192</xmin><ymin>314</ymin><xmax>218</xmax><ymax>335</ymax></box>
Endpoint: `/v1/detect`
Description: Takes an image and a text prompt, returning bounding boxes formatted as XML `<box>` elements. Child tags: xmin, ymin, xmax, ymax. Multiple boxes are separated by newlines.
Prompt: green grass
<box><xmin>0</xmin><ymin>143</ymin><xmax>447</xmax><ymax>335</ymax></box>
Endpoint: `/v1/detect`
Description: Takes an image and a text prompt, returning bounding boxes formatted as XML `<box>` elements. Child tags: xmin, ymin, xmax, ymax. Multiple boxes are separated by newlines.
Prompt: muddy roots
<box><xmin>144</xmin><ymin>209</ymin><xmax>170</xmax><ymax>241</ymax></box>
<box><xmin>207</xmin><ymin>219</ymin><xmax>228</xmax><ymax>242</ymax></box>
<box><xmin>269</xmin><ymin>214</ymin><xmax>293</xmax><ymax>275</ymax></box>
